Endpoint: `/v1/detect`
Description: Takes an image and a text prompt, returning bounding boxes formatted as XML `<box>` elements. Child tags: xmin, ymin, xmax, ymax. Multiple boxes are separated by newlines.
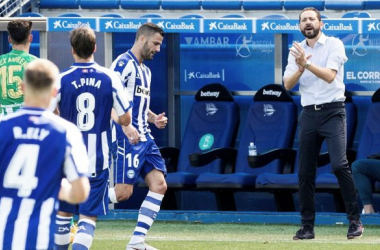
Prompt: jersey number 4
<box><xmin>3</xmin><ymin>144</ymin><xmax>39</xmax><ymax>197</ymax></box>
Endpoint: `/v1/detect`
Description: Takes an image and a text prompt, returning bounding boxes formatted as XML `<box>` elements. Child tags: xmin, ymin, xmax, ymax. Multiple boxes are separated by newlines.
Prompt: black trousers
<box><xmin>298</xmin><ymin>105</ymin><xmax>360</xmax><ymax>228</ymax></box>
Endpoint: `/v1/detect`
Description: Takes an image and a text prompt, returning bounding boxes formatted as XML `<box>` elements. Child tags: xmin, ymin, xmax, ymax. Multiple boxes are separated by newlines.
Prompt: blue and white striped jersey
<box><xmin>0</xmin><ymin>107</ymin><xmax>89</xmax><ymax>250</ymax></box>
<box><xmin>110</xmin><ymin>50</ymin><xmax>152</xmax><ymax>141</ymax></box>
<box><xmin>55</xmin><ymin>62</ymin><xmax>132</xmax><ymax>176</ymax></box>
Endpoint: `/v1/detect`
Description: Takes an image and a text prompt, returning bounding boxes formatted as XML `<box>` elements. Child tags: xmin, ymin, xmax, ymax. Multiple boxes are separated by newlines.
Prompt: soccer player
<box><xmin>52</xmin><ymin>26</ymin><xmax>133</xmax><ymax>250</ymax></box>
<box><xmin>0</xmin><ymin>58</ymin><xmax>90</xmax><ymax>250</ymax></box>
<box><xmin>110</xmin><ymin>22</ymin><xmax>168</xmax><ymax>250</ymax></box>
<box><xmin>0</xmin><ymin>19</ymin><xmax>37</xmax><ymax>115</ymax></box>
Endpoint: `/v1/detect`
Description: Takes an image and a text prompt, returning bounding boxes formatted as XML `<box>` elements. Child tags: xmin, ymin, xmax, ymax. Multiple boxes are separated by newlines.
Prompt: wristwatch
<box><xmin>304</xmin><ymin>60</ymin><xmax>311</xmax><ymax>69</ymax></box>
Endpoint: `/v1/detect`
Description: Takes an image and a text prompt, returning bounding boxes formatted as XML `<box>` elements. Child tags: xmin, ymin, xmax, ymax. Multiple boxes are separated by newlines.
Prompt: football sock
<box><xmin>72</xmin><ymin>219</ymin><xmax>96</xmax><ymax>250</ymax></box>
<box><xmin>54</xmin><ymin>215</ymin><xmax>72</xmax><ymax>250</ymax></box>
<box><xmin>129</xmin><ymin>191</ymin><xmax>164</xmax><ymax>245</ymax></box>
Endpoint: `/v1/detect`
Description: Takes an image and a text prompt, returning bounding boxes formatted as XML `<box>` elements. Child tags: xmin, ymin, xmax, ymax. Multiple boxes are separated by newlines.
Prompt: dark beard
<box><xmin>142</xmin><ymin>42</ymin><xmax>153</xmax><ymax>61</ymax></box>
<box><xmin>301</xmin><ymin>27</ymin><xmax>320</xmax><ymax>39</ymax></box>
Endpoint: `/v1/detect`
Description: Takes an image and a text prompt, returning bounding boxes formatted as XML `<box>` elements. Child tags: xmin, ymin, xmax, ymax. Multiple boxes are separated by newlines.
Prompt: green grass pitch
<box><xmin>79</xmin><ymin>220</ymin><xmax>380</xmax><ymax>250</ymax></box>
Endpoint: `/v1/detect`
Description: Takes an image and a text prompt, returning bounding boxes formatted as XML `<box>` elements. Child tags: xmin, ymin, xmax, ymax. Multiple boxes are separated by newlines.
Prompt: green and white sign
<box><xmin>199</xmin><ymin>134</ymin><xmax>214</xmax><ymax>150</ymax></box>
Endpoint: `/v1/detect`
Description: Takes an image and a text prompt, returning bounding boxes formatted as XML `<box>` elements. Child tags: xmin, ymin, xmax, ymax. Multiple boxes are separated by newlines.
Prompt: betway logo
<box><xmin>156</xmin><ymin>21</ymin><xmax>196</xmax><ymax>30</ymax></box>
<box><xmin>209</xmin><ymin>22</ymin><xmax>248</xmax><ymax>31</ymax></box>
<box><xmin>261</xmin><ymin>22</ymin><xmax>299</xmax><ymax>31</ymax></box>
<box><xmin>104</xmin><ymin>21</ymin><xmax>143</xmax><ymax>30</ymax></box>
<box><xmin>201</xmin><ymin>91</ymin><xmax>220</xmax><ymax>98</ymax></box>
<box><xmin>323</xmin><ymin>23</ymin><xmax>353</xmax><ymax>31</ymax></box>
<box><xmin>135</xmin><ymin>85</ymin><xmax>150</xmax><ymax>97</ymax></box>
<box><xmin>262</xmin><ymin>89</ymin><xmax>282</xmax><ymax>97</ymax></box>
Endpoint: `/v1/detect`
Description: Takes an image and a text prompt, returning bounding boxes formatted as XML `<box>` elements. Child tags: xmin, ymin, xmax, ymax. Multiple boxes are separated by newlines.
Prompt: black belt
<box><xmin>303</xmin><ymin>102</ymin><xmax>345</xmax><ymax>111</ymax></box>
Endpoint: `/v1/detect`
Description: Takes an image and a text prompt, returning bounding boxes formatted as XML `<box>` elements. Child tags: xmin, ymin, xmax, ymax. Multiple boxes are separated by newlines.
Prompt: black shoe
<box><xmin>293</xmin><ymin>226</ymin><xmax>315</xmax><ymax>240</ymax></box>
<box><xmin>347</xmin><ymin>220</ymin><xmax>364</xmax><ymax>239</ymax></box>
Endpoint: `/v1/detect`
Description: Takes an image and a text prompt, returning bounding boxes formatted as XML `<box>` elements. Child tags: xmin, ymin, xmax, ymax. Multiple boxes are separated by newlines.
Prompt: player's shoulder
<box><xmin>27</xmin><ymin>54</ymin><xmax>39</xmax><ymax>61</ymax></box>
<box><xmin>42</xmin><ymin>111</ymin><xmax>82</xmax><ymax>137</ymax></box>
<box><xmin>111</xmin><ymin>52</ymin><xmax>134</xmax><ymax>70</ymax></box>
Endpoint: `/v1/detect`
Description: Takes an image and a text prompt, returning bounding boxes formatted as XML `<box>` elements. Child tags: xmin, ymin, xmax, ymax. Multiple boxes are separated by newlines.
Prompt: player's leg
<box><xmin>109</xmin><ymin>130</ymin><xmax>135</xmax><ymax>203</ymax></box>
<box><xmin>73</xmin><ymin>170</ymin><xmax>109</xmax><ymax>249</ymax></box>
<box><xmin>55</xmin><ymin>203</ymin><xmax>77</xmax><ymax>250</ymax></box>
<box><xmin>128</xmin><ymin>139</ymin><xmax>167</xmax><ymax>249</ymax></box>
<box><xmin>72</xmin><ymin>215</ymin><xmax>97</xmax><ymax>250</ymax></box>
<box><xmin>110</xmin><ymin>183</ymin><xmax>134</xmax><ymax>203</ymax></box>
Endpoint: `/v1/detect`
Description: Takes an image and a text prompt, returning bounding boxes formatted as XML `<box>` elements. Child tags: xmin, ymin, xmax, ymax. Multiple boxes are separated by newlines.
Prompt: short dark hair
<box><xmin>299</xmin><ymin>7</ymin><xmax>321</xmax><ymax>22</ymax></box>
<box><xmin>135</xmin><ymin>22</ymin><xmax>165</xmax><ymax>41</ymax></box>
<box><xmin>70</xmin><ymin>26</ymin><xmax>96</xmax><ymax>59</ymax></box>
<box><xmin>7</xmin><ymin>19</ymin><xmax>32</xmax><ymax>44</ymax></box>
<box><xmin>24</xmin><ymin>59</ymin><xmax>59</xmax><ymax>91</ymax></box>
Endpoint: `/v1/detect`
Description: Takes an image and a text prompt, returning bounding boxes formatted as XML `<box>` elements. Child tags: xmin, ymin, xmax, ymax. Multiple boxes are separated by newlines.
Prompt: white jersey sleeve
<box><xmin>63</xmin><ymin>121</ymin><xmax>90</xmax><ymax>182</ymax></box>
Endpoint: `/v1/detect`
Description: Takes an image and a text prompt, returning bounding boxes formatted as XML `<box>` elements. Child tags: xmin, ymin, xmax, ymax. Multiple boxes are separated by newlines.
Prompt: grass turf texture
<box><xmin>83</xmin><ymin>221</ymin><xmax>380</xmax><ymax>250</ymax></box>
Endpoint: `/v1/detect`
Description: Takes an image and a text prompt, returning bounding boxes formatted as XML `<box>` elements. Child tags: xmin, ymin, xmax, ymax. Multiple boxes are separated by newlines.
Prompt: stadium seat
<box><xmin>58</xmin><ymin>13</ymin><xmax>83</xmax><ymax>17</ymax></box>
<box><xmin>283</xmin><ymin>0</ymin><xmax>325</xmax><ymax>10</ymax></box>
<box><xmin>180</xmin><ymin>14</ymin><xmax>204</xmax><ymax>19</ymax></box>
<box><xmin>39</xmin><ymin>0</ymin><xmax>79</xmax><ymax>9</ymax></box>
<box><xmin>261</xmin><ymin>14</ymin><xmax>289</xmax><ymax>19</ymax></box>
<box><xmin>256</xmin><ymin>96</ymin><xmax>358</xmax><ymax>212</ymax></box>
<box><xmin>365</xmin><ymin>0</ymin><xmax>380</xmax><ymax>9</ymax></box>
<box><xmin>242</xmin><ymin>0</ymin><xmax>283</xmax><ymax>10</ymax></box>
<box><xmin>318</xmin><ymin>89</ymin><xmax>380</xmax><ymax>195</ymax></box>
<box><xmin>80</xmin><ymin>0</ymin><xmax>120</xmax><ymax>9</ymax></box>
<box><xmin>101</xmin><ymin>13</ymin><xmax>124</xmax><ymax>18</ymax></box>
<box><xmin>202</xmin><ymin>0</ymin><xmax>242</xmax><ymax>10</ymax></box>
<box><xmin>120</xmin><ymin>0</ymin><xmax>161</xmax><ymax>10</ymax></box>
<box><xmin>222</xmin><ymin>14</ymin><xmax>246</xmax><ymax>18</ymax></box>
<box><xmin>341</xmin><ymin>11</ymin><xmax>371</xmax><ymax>18</ymax></box>
<box><xmin>159</xmin><ymin>83</ymin><xmax>240</xmax><ymax>209</ymax></box>
<box><xmin>161</xmin><ymin>0</ymin><xmax>201</xmax><ymax>10</ymax></box>
<box><xmin>139</xmin><ymin>14</ymin><xmax>164</xmax><ymax>18</ymax></box>
<box><xmin>325</xmin><ymin>0</ymin><xmax>366</xmax><ymax>10</ymax></box>
<box><xmin>194</xmin><ymin>84</ymin><xmax>297</xmax><ymax>211</ymax></box>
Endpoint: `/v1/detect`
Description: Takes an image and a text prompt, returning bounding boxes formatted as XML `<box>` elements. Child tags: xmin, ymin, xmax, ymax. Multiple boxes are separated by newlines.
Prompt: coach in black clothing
<box><xmin>283</xmin><ymin>7</ymin><xmax>363</xmax><ymax>240</ymax></box>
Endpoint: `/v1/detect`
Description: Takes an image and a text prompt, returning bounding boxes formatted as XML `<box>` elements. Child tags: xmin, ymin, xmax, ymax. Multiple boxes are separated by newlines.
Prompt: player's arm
<box><xmin>111</xmin><ymin>108</ymin><xmax>131</xmax><ymax>127</ymax></box>
<box><xmin>62</xmin><ymin>124</ymin><xmax>91</xmax><ymax>204</ymax></box>
<box><xmin>58</xmin><ymin>177</ymin><xmax>90</xmax><ymax>204</ymax></box>
<box><xmin>148</xmin><ymin>110</ymin><xmax>168</xmax><ymax>129</ymax></box>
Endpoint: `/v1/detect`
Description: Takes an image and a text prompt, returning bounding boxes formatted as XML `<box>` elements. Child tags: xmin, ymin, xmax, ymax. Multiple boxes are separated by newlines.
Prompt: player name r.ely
<box><xmin>13</xmin><ymin>126</ymin><xmax>50</xmax><ymax>141</ymax></box>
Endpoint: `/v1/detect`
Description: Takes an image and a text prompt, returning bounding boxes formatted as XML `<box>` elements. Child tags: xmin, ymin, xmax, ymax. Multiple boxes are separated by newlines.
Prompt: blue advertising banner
<box><xmin>362</xmin><ymin>20</ymin><xmax>380</xmax><ymax>34</ymax></box>
<box><xmin>322</xmin><ymin>19</ymin><xmax>359</xmax><ymax>34</ymax></box>
<box><xmin>151</xmin><ymin>19</ymin><xmax>201</xmax><ymax>33</ymax></box>
<box><xmin>203</xmin><ymin>19</ymin><xmax>254</xmax><ymax>33</ymax></box>
<box><xmin>99</xmin><ymin>18</ymin><xmax>147</xmax><ymax>32</ymax></box>
<box><xmin>256</xmin><ymin>19</ymin><xmax>299</xmax><ymax>34</ymax></box>
<box><xmin>47</xmin><ymin>18</ymin><xmax>97</xmax><ymax>31</ymax></box>
<box><xmin>180</xmin><ymin>33</ymin><xmax>275</xmax><ymax>91</ymax></box>
<box><xmin>342</xmin><ymin>33</ymin><xmax>380</xmax><ymax>91</ymax></box>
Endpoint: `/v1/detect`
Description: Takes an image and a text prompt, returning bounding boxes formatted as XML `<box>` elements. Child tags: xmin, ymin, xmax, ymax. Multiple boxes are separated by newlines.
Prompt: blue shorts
<box><xmin>59</xmin><ymin>169</ymin><xmax>109</xmax><ymax>216</ymax></box>
<box><xmin>113</xmin><ymin>131</ymin><xmax>167</xmax><ymax>184</ymax></box>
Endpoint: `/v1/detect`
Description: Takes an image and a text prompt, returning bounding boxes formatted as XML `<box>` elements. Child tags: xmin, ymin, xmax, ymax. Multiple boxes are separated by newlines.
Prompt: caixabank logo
<box><xmin>322</xmin><ymin>20</ymin><xmax>358</xmax><ymax>34</ymax></box>
<box><xmin>48</xmin><ymin>18</ymin><xmax>97</xmax><ymax>31</ymax></box>
<box><xmin>99</xmin><ymin>19</ymin><xmax>145</xmax><ymax>32</ymax></box>
<box><xmin>152</xmin><ymin>19</ymin><xmax>200</xmax><ymax>33</ymax></box>
<box><xmin>256</xmin><ymin>19</ymin><xmax>299</xmax><ymax>33</ymax></box>
<box><xmin>363</xmin><ymin>20</ymin><xmax>380</xmax><ymax>34</ymax></box>
<box><xmin>184</xmin><ymin>69</ymin><xmax>225</xmax><ymax>82</ymax></box>
<box><xmin>203</xmin><ymin>19</ymin><xmax>253</xmax><ymax>33</ymax></box>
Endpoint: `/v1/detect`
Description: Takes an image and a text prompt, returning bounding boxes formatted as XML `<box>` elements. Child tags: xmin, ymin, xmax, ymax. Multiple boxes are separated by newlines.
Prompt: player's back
<box><xmin>0</xmin><ymin>107</ymin><xmax>83</xmax><ymax>250</ymax></box>
<box><xmin>58</xmin><ymin>62</ymin><xmax>118</xmax><ymax>175</ymax></box>
<box><xmin>0</xmin><ymin>50</ymin><xmax>37</xmax><ymax>115</ymax></box>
